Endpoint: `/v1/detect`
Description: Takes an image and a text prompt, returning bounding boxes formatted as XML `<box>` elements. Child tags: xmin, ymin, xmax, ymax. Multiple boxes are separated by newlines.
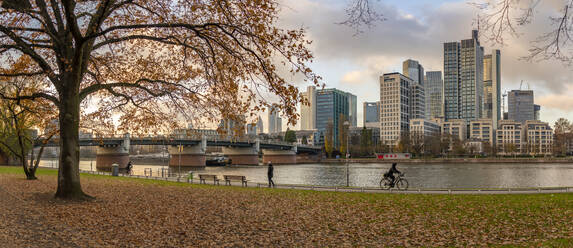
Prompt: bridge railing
<box><xmin>68</xmin><ymin>133</ymin><xmax>321</xmax><ymax>150</ymax></box>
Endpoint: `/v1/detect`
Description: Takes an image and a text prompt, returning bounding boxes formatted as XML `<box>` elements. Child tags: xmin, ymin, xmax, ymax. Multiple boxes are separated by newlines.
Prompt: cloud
<box><xmin>536</xmin><ymin>84</ymin><xmax>573</xmax><ymax>112</ymax></box>
<box><xmin>276</xmin><ymin>0</ymin><xmax>573</xmax><ymax>126</ymax></box>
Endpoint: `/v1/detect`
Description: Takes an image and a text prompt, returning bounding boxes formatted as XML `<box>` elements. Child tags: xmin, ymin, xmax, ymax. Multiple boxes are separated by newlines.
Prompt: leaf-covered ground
<box><xmin>0</xmin><ymin>168</ymin><xmax>572</xmax><ymax>247</ymax></box>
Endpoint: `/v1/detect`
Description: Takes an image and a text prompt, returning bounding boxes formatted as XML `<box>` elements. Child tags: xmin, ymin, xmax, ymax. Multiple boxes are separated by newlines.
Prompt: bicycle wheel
<box><xmin>380</xmin><ymin>177</ymin><xmax>392</xmax><ymax>190</ymax></box>
<box><xmin>396</xmin><ymin>178</ymin><xmax>409</xmax><ymax>190</ymax></box>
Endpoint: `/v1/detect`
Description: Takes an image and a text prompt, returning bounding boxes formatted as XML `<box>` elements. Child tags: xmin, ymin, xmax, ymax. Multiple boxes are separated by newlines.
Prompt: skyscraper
<box><xmin>425</xmin><ymin>71</ymin><xmax>444</xmax><ymax>119</ymax></box>
<box><xmin>379</xmin><ymin>72</ymin><xmax>413</xmax><ymax>146</ymax></box>
<box><xmin>403</xmin><ymin>59</ymin><xmax>424</xmax><ymax>85</ymax></box>
<box><xmin>534</xmin><ymin>104</ymin><xmax>541</xmax><ymax>120</ymax></box>
<box><xmin>410</xmin><ymin>82</ymin><xmax>426</xmax><ymax>120</ymax></box>
<box><xmin>348</xmin><ymin>93</ymin><xmax>358</xmax><ymax>127</ymax></box>
<box><xmin>444</xmin><ymin>30</ymin><xmax>484</xmax><ymax>122</ymax></box>
<box><xmin>268</xmin><ymin>109</ymin><xmax>282</xmax><ymax>134</ymax></box>
<box><xmin>508</xmin><ymin>90</ymin><xmax>534</xmax><ymax>123</ymax></box>
<box><xmin>403</xmin><ymin>59</ymin><xmax>425</xmax><ymax>120</ymax></box>
<box><xmin>256</xmin><ymin>116</ymin><xmax>264</xmax><ymax>134</ymax></box>
<box><xmin>483</xmin><ymin>49</ymin><xmax>501</xmax><ymax>128</ymax></box>
<box><xmin>363</xmin><ymin>101</ymin><xmax>380</xmax><ymax>128</ymax></box>
<box><xmin>300</xmin><ymin>86</ymin><xmax>317</xmax><ymax>130</ymax></box>
<box><xmin>316</xmin><ymin>88</ymin><xmax>350</xmax><ymax>147</ymax></box>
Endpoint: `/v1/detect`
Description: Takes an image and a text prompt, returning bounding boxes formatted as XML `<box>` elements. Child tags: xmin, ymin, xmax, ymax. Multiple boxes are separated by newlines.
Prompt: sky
<box><xmin>269</xmin><ymin>0</ymin><xmax>573</xmax><ymax>131</ymax></box>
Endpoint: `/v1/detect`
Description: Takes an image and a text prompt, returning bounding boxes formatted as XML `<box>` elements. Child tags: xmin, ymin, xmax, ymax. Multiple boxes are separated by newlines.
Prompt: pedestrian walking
<box><xmin>126</xmin><ymin>161</ymin><xmax>133</xmax><ymax>175</ymax></box>
<box><xmin>267</xmin><ymin>161</ymin><xmax>275</xmax><ymax>188</ymax></box>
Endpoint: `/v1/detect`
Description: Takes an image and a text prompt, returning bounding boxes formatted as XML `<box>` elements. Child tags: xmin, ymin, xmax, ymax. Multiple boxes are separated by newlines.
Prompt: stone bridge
<box><xmin>36</xmin><ymin>134</ymin><xmax>322</xmax><ymax>169</ymax></box>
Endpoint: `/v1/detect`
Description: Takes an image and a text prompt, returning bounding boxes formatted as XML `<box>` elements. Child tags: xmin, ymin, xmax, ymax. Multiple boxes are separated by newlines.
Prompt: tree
<box><xmin>482</xmin><ymin>141</ymin><xmax>493</xmax><ymax>157</ymax></box>
<box><xmin>440</xmin><ymin>133</ymin><xmax>452</xmax><ymax>157</ymax></box>
<box><xmin>0</xmin><ymin>78</ymin><xmax>58</xmax><ymax>180</ymax></box>
<box><xmin>426</xmin><ymin>133</ymin><xmax>442</xmax><ymax>157</ymax></box>
<box><xmin>452</xmin><ymin>137</ymin><xmax>466</xmax><ymax>156</ymax></box>
<box><xmin>324</xmin><ymin>120</ymin><xmax>334</xmax><ymax>158</ymax></box>
<box><xmin>301</xmin><ymin>135</ymin><xmax>308</xmax><ymax>145</ymax></box>
<box><xmin>346</xmin><ymin>0</ymin><xmax>573</xmax><ymax>63</ymax></box>
<box><xmin>477</xmin><ymin>0</ymin><xmax>573</xmax><ymax>63</ymax></box>
<box><xmin>410</xmin><ymin>131</ymin><xmax>424</xmax><ymax>157</ymax></box>
<box><xmin>359</xmin><ymin>127</ymin><xmax>372</xmax><ymax>156</ymax></box>
<box><xmin>340</xmin><ymin>0</ymin><xmax>386</xmax><ymax>34</ymax></box>
<box><xmin>553</xmin><ymin>118</ymin><xmax>571</xmax><ymax>156</ymax></box>
<box><xmin>284</xmin><ymin>128</ymin><xmax>297</xmax><ymax>143</ymax></box>
<box><xmin>396</xmin><ymin>132</ymin><xmax>411</xmax><ymax>153</ymax></box>
<box><xmin>0</xmin><ymin>0</ymin><xmax>319</xmax><ymax>199</ymax></box>
<box><xmin>337</xmin><ymin>114</ymin><xmax>349</xmax><ymax>155</ymax></box>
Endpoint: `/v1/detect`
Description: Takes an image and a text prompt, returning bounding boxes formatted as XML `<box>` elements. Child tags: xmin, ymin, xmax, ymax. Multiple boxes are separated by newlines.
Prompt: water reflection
<box><xmin>38</xmin><ymin>159</ymin><xmax>573</xmax><ymax>188</ymax></box>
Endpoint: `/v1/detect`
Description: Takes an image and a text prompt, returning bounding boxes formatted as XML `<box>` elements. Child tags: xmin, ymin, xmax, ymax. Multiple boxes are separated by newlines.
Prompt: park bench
<box><xmin>199</xmin><ymin>174</ymin><xmax>220</xmax><ymax>185</ymax></box>
<box><xmin>224</xmin><ymin>175</ymin><xmax>248</xmax><ymax>187</ymax></box>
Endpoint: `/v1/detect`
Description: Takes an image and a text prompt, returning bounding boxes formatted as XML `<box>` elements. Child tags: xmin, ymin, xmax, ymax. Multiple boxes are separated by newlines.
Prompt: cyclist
<box><xmin>383</xmin><ymin>163</ymin><xmax>401</xmax><ymax>187</ymax></box>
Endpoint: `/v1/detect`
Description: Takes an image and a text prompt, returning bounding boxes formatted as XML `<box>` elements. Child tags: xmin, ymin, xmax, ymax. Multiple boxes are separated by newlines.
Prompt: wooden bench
<box><xmin>199</xmin><ymin>174</ymin><xmax>219</xmax><ymax>185</ymax></box>
<box><xmin>224</xmin><ymin>175</ymin><xmax>248</xmax><ymax>187</ymax></box>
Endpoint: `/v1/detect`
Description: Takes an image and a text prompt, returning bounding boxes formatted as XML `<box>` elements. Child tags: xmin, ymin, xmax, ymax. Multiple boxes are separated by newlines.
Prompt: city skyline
<box><xmin>271</xmin><ymin>0</ymin><xmax>573</xmax><ymax>131</ymax></box>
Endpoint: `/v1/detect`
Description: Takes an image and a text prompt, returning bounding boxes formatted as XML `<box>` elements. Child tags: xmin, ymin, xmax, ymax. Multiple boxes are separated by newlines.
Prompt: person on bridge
<box><xmin>384</xmin><ymin>163</ymin><xmax>401</xmax><ymax>187</ymax></box>
<box><xmin>267</xmin><ymin>161</ymin><xmax>275</xmax><ymax>188</ymax></box>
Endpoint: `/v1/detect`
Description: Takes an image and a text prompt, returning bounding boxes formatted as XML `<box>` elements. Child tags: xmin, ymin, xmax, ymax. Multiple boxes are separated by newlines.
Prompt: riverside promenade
<box><xmin>323</xmin><ymin>157</ymin><xmax>573</xmax><ymax>164</ymax></box>
<box><xmin>79</xmin><ymin>169</ymin><xmax>573</xmax><ymax>195</ymax></box>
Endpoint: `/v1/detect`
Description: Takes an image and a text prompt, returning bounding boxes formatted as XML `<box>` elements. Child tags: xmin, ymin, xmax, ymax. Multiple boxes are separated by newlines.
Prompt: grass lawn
<box><xmin>0</xmin><ymin>166</ymin><xmax>572</xmax><ymax>247</ymax></box>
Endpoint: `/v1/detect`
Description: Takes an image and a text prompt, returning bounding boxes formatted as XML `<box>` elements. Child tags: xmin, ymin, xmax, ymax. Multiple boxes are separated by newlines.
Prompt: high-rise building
<box><xmin>444</xmin><ymin>30</ymin><xmax>484</xmax><ymax>122</ymax></box>
<box><xmin>268</xmin><ymin>109</ymin><xmax>282</xmax><ymax>134</ymax></box>
<box><xmin>219</xmin><ymin>117</ymin><xmax>245</xmax><ymax>136</ymax></box>
<box><xmin>483</xmin><ymin>49</ymin><xmax>501</xmax><ymax>129</ymax></box>
<box><xmin>410</xmin><ymin>82</ymin><xmax>426</xmax><ymax>120</ymax></box>
<box><xmin>403</xmin><ymin>59</ymin><xmax>426</xmax><ymax>120</ymax></box>
<box><xmin>256</xmin><ymin>116</ymin><xmax>264</xmax><ymax>134</ymax></box>
<box><xmin>300</xmin><ymin>86</ymin><xmax>317</xmax><ymax>130</ymax></box>
<box><xmin>246</xmin><ymin>123</ymin><xmax>257</xmax><ymax>136</ymax></box>
<box><xmin>508</xmin><ymin>90</ymin><xmax>534</xmax><ymax>123</ymax></box>
<box><xmin>316</xmin><ymin>88</ymin><xmax>350</xmax><ymax>147</ymax></box>
<box><xmin>301</xmin><ymin>86</ymin><xmax>356</xmax><ymax>130</ymax></box>
<box><xmin>403</xmin><ymin>59</ymin><xmax>424</xmax><ymax>85</ymax></box>
<box><xmin>425</xmin><ymin>71</ymin><xmax>444</xmax><ymax>119</ymax></box>
<box><xmin>348</xmin><ymin>93</ymin><xmax>358</xmax><ymax>127</ymax></box>
<box><xmin>363</xmin><ymin>101</ymin><xmax>380</xmax><ymax>128</ymax></box>
<box><xmin>534</xmin><ymin>104</ymin><xmax>541</xmax><ymax>121</ymax></box>
<box><xmin>379</xmin><ymin>73</ymin><xmax>413</xmax><ymax>146</ymax></box>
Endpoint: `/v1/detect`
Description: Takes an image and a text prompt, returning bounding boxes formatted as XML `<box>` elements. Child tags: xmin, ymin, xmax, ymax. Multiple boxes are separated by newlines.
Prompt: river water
<box><xmin>39</xmin><ymin>159</ymin><xmax>573</xmax><ymax>189</ymax></box>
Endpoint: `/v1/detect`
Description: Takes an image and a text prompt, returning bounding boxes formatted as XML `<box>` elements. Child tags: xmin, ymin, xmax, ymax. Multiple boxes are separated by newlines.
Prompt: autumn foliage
<box><xmin>0</xmin><ymin>0</ymin><xmax>319</xmax><ymax>199</ymax></box>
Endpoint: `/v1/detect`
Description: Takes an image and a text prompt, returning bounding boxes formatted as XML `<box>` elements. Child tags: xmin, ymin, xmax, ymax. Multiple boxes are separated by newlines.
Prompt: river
<box><xmin>38</xmin><ymin>159</ymin><xmax>573</xmax><ymax>189</ymax></box>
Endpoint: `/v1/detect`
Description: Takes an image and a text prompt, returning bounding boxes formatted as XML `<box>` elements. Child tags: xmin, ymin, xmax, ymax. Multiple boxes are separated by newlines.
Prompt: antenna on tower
<box><xmin>502</xmin><ymin>90</ymin><xmax>508</xmax><ymax>119</ymax></box>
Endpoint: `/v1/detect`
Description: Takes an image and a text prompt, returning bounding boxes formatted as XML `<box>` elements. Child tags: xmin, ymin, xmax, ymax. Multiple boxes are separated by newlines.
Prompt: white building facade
<box><xmin>379</xmin><ymin>73</ymin><xmax>412</xmax><ymax>146</ymax></box>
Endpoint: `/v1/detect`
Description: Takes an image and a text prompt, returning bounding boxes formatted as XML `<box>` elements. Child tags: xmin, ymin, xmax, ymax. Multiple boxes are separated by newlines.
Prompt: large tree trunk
<box><xmin>55</xmin><ymin>87</ymin><xmax>88</xmax><ymax>199</ymax></box>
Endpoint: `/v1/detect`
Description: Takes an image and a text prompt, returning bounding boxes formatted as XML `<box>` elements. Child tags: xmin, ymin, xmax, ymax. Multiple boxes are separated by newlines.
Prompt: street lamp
<box><xmin>343</xmin><ymin>121</ymin><xmax>350</xmax><ymax>187</ymax></box>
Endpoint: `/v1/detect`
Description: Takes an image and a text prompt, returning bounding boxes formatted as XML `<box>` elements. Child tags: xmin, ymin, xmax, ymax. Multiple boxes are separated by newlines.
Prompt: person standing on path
<box><xmin>126</xmin><ymin>161</ymin><xmax>133</xmax><ymax>175</ymax></box>
<box><xmin>267</xmin><ymin>161</ymin><xmax>275</xmax><ymax>188</ymax></box>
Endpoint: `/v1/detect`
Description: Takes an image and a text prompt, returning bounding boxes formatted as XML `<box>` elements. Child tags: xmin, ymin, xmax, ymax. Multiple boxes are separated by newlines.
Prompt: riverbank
<box><xmin>36</xmin><ymin>155</ymin><xmax>573</xmax><ymax>166</ymax></box>
<box><xmin>0</xmin><ymin>167</ymin><xmax>572</xmax><ymax>247</ymax></box>
<box><xmin>323</xmin><ymin>157</ymin><xmax>573</xmax><ymax>164</ymax></box>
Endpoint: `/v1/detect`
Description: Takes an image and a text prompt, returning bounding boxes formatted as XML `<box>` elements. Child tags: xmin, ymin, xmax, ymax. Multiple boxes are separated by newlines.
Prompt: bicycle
<box><xmin>380</xmin><ymin>173</ymin><xmax>409</xmax><ymax>190</ymax></box>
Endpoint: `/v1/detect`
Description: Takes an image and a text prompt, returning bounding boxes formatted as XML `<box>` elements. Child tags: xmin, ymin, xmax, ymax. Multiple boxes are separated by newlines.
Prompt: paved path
<box><xmin>80</xmin><ymin>170</ymin><xmax>573</xmax><ymax>195</ymax></box>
